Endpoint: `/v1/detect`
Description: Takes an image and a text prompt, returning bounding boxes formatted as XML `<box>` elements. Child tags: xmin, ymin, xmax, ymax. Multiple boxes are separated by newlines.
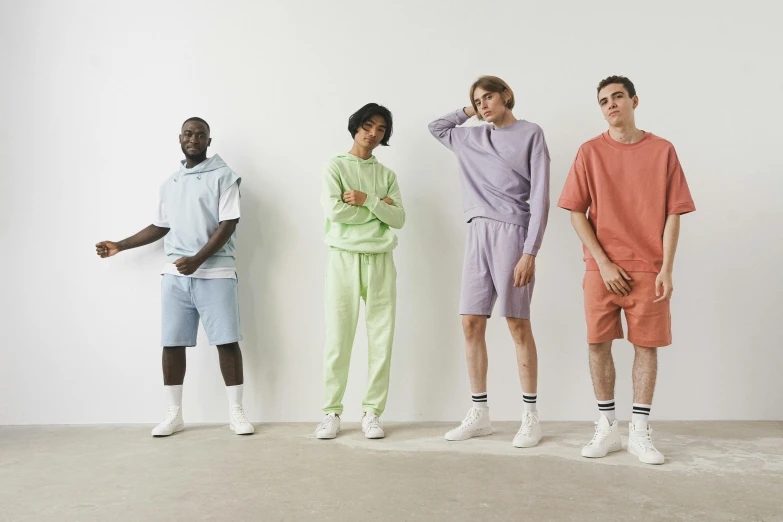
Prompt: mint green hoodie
<box><xmin>322</xmin><ymin>153</ymin><xmax>405</xmax><ymax>253</ymax></box>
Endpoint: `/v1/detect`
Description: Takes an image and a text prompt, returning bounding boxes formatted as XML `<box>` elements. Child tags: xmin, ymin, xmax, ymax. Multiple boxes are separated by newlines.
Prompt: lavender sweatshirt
<box><xmin>428</xmin><ymin>109</ymin><xmax>551</xmax><ymax>256</ymax></box>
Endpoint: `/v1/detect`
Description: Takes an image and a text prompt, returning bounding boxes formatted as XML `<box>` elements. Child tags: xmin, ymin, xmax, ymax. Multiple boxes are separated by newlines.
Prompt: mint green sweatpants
<box><xmin>323</xmin><ymin>249</ymin><xmax>397</xmax><ymax>416</ymax></box>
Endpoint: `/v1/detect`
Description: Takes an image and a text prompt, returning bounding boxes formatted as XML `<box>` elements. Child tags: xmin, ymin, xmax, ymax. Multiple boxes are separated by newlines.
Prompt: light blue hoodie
<box><xmin>159</xmin><ymin>154</ymin><xmax>240</xmax><ymax>268</ymax></box>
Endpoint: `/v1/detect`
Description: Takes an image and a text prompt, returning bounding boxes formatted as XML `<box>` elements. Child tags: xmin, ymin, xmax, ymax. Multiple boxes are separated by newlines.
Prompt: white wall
<box><xmin>1</xmin><ymin>0</ymin><xmax>781</xmax><ymax>424</ymax></box>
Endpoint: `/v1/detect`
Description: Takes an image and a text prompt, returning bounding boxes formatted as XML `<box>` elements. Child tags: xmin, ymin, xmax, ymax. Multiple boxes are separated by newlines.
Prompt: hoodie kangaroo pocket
<box><xmin>338</xmin><ymin>223</ymin><xmax>352</xmax><ymax>239</ymax></box>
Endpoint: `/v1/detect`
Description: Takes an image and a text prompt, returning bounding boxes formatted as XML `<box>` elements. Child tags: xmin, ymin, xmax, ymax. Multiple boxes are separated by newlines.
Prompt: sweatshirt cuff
<box><xmin>523</xmin><ymin>244</ymin><xmax>539</xmax><ymax>256</ymax></box>
<box><xmin>456</xmin><ymin>108</ymin><xmax>470</xmax><ymax>124</ymax></box>
<box><xmin>363</xmin><ymin>194</ymin><xmax>380</xmax><ymax>211</ymax></box>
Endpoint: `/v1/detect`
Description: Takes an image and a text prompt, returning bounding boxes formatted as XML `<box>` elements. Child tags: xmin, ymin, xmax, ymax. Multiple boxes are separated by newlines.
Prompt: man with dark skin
<box><xmin>96</xmin><ymin>117</ymin><xmax>254</xmax><ymax>436</ymax></box>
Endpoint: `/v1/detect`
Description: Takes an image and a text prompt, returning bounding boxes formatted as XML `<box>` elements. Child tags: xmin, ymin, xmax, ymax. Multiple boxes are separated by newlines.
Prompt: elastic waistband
<box><xmin>328</xmin><ymin>248</ymin><xmax>390</xmax><ymax>265</ymax></box>
<box><xmin>469</xmin><ymin>216</ymin><xmax>528</xmax><ymax>230</ymax></box>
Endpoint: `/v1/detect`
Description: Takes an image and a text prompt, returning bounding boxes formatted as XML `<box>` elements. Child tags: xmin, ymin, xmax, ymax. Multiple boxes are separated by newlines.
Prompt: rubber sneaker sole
<box><xmin>445</xmin><ymin>426</ymin><xmax>493</xmax><ymax>441</ymax></box>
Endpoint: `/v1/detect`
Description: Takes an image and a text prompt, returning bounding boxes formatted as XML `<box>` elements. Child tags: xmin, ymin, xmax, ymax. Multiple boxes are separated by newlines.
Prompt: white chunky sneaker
<box><xmin>581</xmin><ymin>415</ymin><xmax>622</xmax><ymax>458</ymax></box>
<box><xmin>444</xmin><ymin>407</ymin><xmax>493</xmax><ymax>441</ymax></box>
<box><xmin>627</xmin><ymin>422</ymin><xmax>665</xmax><ymax>465</ymax></box>
<box><xmin>229</xmin><ymin>405</ymin><xmax>254</xmax><ymax>435</ymax></box>
<box><xmin>512</xmin><ymin>411</ymin><xmax>543</xmax><ymax>448</ymax></box>
<box><xmin>362</xmin><ymin>413</ymin><xmax>385</xmax><ymax>439</ymax></box>
<box><xmin>315</xmin><ymin>413</ymin><xmax>341</xmax><ymax>439</ymax></box>
<box><xmin>151</xmin><ymin>406</ymin><xmax>184</xmax><ymax>437</ymax></box>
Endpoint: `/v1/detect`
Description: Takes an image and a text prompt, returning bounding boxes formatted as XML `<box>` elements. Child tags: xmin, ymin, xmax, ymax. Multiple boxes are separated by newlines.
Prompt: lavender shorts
<box><xmin>459</xmin><ymin>218</ymin><xmax>534</xmax><ymax>319</ymax></box>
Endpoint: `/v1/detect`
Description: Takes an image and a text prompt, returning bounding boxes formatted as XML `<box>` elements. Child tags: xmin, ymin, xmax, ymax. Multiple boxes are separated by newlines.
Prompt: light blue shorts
<box><xmin>161</xmin><ymin>275</ymin><xmax>242</xmax><ymax>347</ymax></box>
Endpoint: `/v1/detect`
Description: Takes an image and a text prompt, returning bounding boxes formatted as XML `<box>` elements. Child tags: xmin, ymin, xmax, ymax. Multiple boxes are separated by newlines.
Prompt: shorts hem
<box><xmin>628</xmin><ymin>337</ymin><xmax>672</xmax><ymax>348</ymax></box>
<box><xmin>162</xmin><ymin>341</ymin><xmax>197</xmax><ymax>348</ymax></box>
<box><xmin>208</xmin><ymin>336</ymin><xmax>243</xmax><ymax>346</ymax></box>
<box><xmin>587</xmin><ymin>334</ymin><xmax>623</xmax><ymax>344</ymax></box>
<box><xmin>460</xmin><ymin>311</ymin><xmax>491</xmax><ymax>318</ymax></box>
<box><xmin>496</xmin><ymin>313</ymin><xmax>531</xmax><ymax>320</ymax></box>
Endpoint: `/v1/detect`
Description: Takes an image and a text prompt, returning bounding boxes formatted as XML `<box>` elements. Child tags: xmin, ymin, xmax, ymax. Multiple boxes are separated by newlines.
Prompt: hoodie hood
<box><xmin>334</xmin><ymin>153</ymin><xmax>378</xmax><ymax>164</ymax></box>
<box><xmin>332</xmin><ymin>153</ymin><xmax>378</xmax><ymax>196</ymax></box>
<box><xmin>177</xmin><ymin>154</ymin><xmax>228</xmax><ymax>178</ymax></box>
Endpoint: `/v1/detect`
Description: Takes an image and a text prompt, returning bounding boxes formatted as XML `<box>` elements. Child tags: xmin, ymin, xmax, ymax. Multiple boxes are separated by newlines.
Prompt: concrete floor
<box><xmin>1</xmin><ymin>422</ymin><xmax>782</xmax><ymax>522</ymax></box>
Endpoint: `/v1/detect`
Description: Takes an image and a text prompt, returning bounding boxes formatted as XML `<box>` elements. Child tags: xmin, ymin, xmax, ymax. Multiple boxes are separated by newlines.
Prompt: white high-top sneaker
<box><xmin>512</xmin><ymin>411</ymin><xmax>543</xmax><ymax>448</ymax></box>
<box><xmin>627</xmin><ymin>422</ymin><xmax>665</xmax><ymax>465</ymax></box>
<box><xmin>444</xmin><ymin>407</ymin><xmax>493</xmax><ymax>441</ymax></box>
<box><xmin>362</xmin><ymin>413</ymin><xmax>385</xmax><ymax>439</ymax></box>
<box><xmin>315</xmin><ymin>413</ymin><xmax>341</xmax><ymax>439</ymax></box>
<box><xmin>229</xmin><ymin>405</ymin><xmax>254</xmax><ymax>435</ymax></box>
<box><xmin>151</xmin><ymin>406</ymin><xmax>184</xmax><ymax>437</ymax></box>
<box><xmin>581</xmin><ymin>415</ymin><xmax>622</xmax><ymax>458</ymax></box>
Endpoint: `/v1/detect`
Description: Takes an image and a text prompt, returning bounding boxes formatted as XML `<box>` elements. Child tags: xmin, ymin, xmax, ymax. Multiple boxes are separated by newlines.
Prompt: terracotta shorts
<box><xmin>583</xmin><ymin>271</ymin><xmax>671</xmax><ymax>347</ymax></box>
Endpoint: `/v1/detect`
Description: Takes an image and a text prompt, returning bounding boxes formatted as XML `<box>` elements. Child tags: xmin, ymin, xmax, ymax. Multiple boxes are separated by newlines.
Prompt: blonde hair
<box><xmin>469</xmin><ymin>76</ymin><xmax>515</xmax><ymax>121</ymax></box>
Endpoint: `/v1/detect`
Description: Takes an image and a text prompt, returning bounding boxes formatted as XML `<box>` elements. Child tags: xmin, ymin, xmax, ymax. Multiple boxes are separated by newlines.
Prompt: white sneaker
<box><xmin>581</xmin><ymin>415</ymin><xmax>622</xmax><ymax>458</ymax></box>
<box><xmin>627</xmin><ymin>422</ymin><xmax>665</xmax><ymax>465</ymax></box>
<box><xmin>315</xmin><ymin>413</ymin><xmax>341</xmax><ymax>439</ymax></box>
<box><xmin>362</xmin><ymin>413</ymin><xmax>385</xmax><ymax>439</ymax></box>
<box><xmin>444</xmin><ymin>407</ymin><xmax>493</xmax><ymax>441</ymax></box>
<box><xmin>151</xmin><ymin>406</ymin><xmax>184</xmax><ymax>437</ymax></box>
<box><xmin>512</xmin><ymin>411</ymin><xmax>543</xmax><ymax>448</ymax></box>
<box><xmin>229</xmin><ymin>405</ymin><xmax>254</xmax><ymax>435</ymax></box>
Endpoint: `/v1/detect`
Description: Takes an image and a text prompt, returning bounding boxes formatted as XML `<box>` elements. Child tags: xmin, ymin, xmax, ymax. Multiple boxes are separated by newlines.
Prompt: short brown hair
<box><xmin>469</xmin><ymin>76</ymin><xmax>515</xmax><ymax>121</ymax></box>
<box><xmin>596</xmin><ymin>75</ymin><xmax>636</xmax><ymax>99</ymax></box>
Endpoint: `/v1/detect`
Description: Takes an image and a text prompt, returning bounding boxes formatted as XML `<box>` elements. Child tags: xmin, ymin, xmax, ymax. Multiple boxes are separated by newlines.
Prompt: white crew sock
<box><xmin>165</xmin><ymin>385</ymin><xmax>183</xmax><ymax>408</ymax></box>
<box><xmin>472</xmin><ymin>392</ymin><xmax>488</xmax><ymax>409</ymax></box>
<box><xmin>632</xmin><ymin>403</ymin><xmax>651</xmax><ymax>429</ymax></box>
<box><xmin>523</xmin><ymin>392</ymin><xmax>537</xmax><ymax>413</ymax></box>
<box><xmin>227</xmin><ymin>384</ymin><xmax>244</xmax><ymax>407</ymax></box>
<box><xmin>598</xmin><ymin>399</ymin><xmax>616</xmax><ymax>423</ymax></box>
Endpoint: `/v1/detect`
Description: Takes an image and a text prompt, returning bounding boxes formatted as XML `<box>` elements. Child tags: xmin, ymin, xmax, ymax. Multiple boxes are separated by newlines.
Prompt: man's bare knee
<box><xmin>634</xmin><ymin>345</ymin><xmax>658</xmax><ymax>358</ymax></box>
<box><xmin>589</xmin><ymin>342</ymin><xmax>612</xmax><ymax>354</ymax></box>
<box><xmin>462</xmin><ymin>315</ymin><xmax>487</xmax><ymax>340</ymax></box>
<box><xmin>506</xmin><ymin>317</ymin><xmax>532</xmax><ymax>343</ymax></box>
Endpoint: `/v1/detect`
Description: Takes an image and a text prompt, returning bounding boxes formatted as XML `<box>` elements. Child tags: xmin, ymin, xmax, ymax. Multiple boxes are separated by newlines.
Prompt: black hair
<box><xmin>348</xmin><ymin>103</ymin><xmax>393</xmax><ymax>146</ymax></box>
<box><xmin>182</xmin><ymin>117</ymin><xmax>210</xmax><ymax>132</ymax></box>
<box><xmin>597</xmin><ymin>75</ymin><xmax>636</xmax><ymax>99</ymax></box>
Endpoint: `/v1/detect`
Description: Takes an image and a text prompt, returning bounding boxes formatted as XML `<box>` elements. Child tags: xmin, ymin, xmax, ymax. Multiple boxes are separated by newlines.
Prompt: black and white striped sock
<box><xmin>472</xmin><ymin>392</ymin><xmax>488</xmax><ymax>409</ymax></box>
<box><xmin>523</xmin><ymin>392</ymin><xmax>537</xmax><ymax>413</ymax></box>
<box><xmin>632</xmin><ymin>403</ymin><xmax>651</xmax><ymax>428</ymax></box>
<box><xmin>598</xmin><ymin>399</ymin><xmax>616</xmax><ymax>422</ymax></box>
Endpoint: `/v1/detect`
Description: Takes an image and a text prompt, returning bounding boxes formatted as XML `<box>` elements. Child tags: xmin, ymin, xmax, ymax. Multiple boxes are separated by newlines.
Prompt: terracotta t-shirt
<box><xmin>558</xmin><ymin>132</ymin><xmax>695</xmax><ymax>273</ymax></box>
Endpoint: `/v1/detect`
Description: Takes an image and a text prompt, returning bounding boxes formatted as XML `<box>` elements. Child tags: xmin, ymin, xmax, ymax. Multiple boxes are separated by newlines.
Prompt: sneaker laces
<box><xmin>317</xmin><ymin>414</ymin><xmax>338</xmax><ymax>432</ymax></box>
<box><xmin>517</xmin><ymin>412</ymin><xmax>536</xmax><ymax>436</ymax></box>
<box><xmin>588</xmin><ymin>421</ymin><xmax>612</xmax><ymax>446</ymax></box>
<box><xmin>159</xmin><ymin>407</ymin><xmax>180</xmax><ymax>427</ymax></box>
<box><xmin>366</xmin><ymin>415</ymin><xmax>382</xmax><ymax>431</ymax></box>
<box><xmin>459</xmin><ymin>407</ymin><xmax>480</xmax><ymax>429</ymax></box>
<box><xmin>230</xmin><ymin>405</ymin><xmax>250</xmax><ymax>425</ymax></box>
<box><xmin>632</xmin><ymin>426</ymin><xmax>660</xmax><ymax>453</ymax></box>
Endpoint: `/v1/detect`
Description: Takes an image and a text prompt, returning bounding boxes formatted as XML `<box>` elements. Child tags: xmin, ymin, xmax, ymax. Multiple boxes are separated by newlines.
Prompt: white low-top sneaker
<box><xmin>315</xmin><ymin>413</ymin><xmax>341</xmax><ymax>439</ymax></box>
<box><xmin>362</xmin><ymin>413</ymin><xmax>385</xmax><ymax>439</ymax></box>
